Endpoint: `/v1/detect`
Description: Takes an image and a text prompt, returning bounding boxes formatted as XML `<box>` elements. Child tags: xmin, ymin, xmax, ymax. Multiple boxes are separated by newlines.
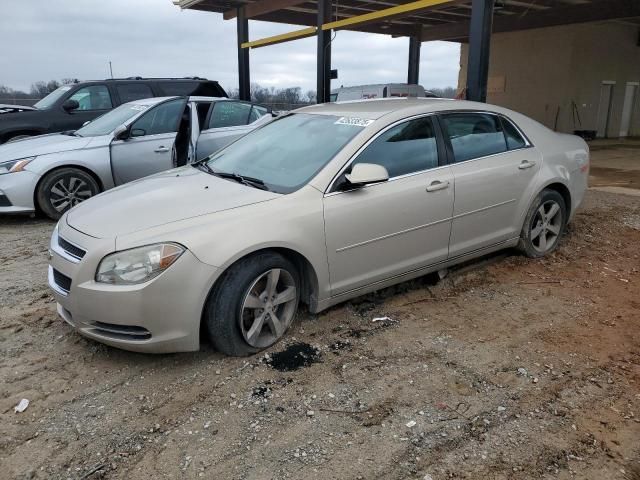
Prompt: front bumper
<box><xmin>0</xmin><ymin>170</ymin><xmax>39</xmax><ymax>213</ymax></box>
<box><xmin>48</xmin><ymin>220</ymin><xmax>221</xmax><ymax>353</ymax></box>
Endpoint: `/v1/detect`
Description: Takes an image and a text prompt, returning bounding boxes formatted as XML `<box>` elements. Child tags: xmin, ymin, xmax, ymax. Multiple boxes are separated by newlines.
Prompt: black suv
<box><xmin>0</xmin><ymin>77</ymin><xmax>227</xmax><ymax>144</ymax></box>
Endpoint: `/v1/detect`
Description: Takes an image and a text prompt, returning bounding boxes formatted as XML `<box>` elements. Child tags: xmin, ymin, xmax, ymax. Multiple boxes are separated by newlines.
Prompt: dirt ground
<box><xmin>1</xmin><ymin>159</ymin><xmax>640</xmax><ymax>479</ymax></box>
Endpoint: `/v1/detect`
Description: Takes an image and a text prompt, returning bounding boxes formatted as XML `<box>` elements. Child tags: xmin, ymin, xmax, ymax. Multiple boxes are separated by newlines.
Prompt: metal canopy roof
<box><xmin>175</xmin><ymin>0</ymin><xmax>640</xmax><ymax>41</ymax></box>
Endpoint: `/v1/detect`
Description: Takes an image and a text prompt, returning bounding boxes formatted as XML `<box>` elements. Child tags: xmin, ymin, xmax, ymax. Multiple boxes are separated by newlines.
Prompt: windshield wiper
<box><xmin>192</xmin><ymin>161</ymin><xmax>269</xmax><ymax>191</ymax></box>
<box><xmin>61</xmin><ymin>130</ymin><xmax>81</xmax><ymax>137</ymax></box>
<box><xmin>213</xmin><ymin>171</ymin><xmax>268</xmax><ymax>191</ymax></box>
<box><xmin>193</xmin><ymin>160</ymin><xmax>215</xmax><ymax>175</ymax></box>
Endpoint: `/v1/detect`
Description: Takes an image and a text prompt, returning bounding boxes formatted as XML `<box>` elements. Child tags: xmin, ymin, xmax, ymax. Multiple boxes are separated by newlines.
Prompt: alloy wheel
<box><xmin>49</xmin><ymin>176</ymin><xmax>94</xmax><ymax>213</ymax></box>
<box><xmin>239</xmin><ymin>268</ymin><xmax>298</xmax><ymax>348</ymax></box>
<box><xmin>530</xmin><ymin>200</ymin><xmax>563</xmax><ymax>253</ymax></box>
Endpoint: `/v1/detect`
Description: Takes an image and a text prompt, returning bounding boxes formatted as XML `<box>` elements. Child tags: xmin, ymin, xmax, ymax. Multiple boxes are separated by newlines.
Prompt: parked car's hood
<box><xmin>0</xmin><ymin>133</ymin><xmax>92</xmax><ymax>162</ymax></box>
<box><xmin>0</xmin><ymin>103</ymin><xmax>37</xmax><ymax>113</ymax></box>
<box><xmin>66</xmin><ymin>166</ymin><xmax>281</xmax><ymax>238</ymax></box>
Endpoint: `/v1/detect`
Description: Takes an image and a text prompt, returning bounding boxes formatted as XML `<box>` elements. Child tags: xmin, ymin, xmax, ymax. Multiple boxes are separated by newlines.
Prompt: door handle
<box><xmin>426</xmin><ymin>180</ymin><xmax>450</xmax><ymax>192</ymax></box>
<box><xmin>154</xmin><ymin>146</ymin><xmax>170</xmax><ymax>153</ymax></box>
<box><xmin>518</xmin><ymin>160</ymin><xmax>537</xmax><ymax>170</ymax></box>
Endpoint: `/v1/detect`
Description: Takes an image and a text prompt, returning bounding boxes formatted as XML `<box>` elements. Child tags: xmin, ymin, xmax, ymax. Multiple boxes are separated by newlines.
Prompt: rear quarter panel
<box><xmin>498</xmin><ymin>110</ymin><xmax>589</xmax><ymax>221</ymax></box>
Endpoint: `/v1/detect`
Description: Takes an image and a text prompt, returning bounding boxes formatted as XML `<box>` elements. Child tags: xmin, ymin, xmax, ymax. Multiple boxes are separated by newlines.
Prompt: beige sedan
<box><xmin>48</xmin><ymin>98</ymin><xmax>589</xmax><ymax>355</ymax></box>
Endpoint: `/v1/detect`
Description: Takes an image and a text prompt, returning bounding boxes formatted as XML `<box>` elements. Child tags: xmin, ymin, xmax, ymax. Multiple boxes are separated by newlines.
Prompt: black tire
<box><xmin>36</xmin><ymin>168</ymin><xmax>100</xmax><ymax>220</ymax></box>
<box><xmin>518</xmin><ymin>189</ymin><xmax>567</xmax><ymax>258</ymax></box>
<box><xmin>205</xmin><ymin>252</ymin><xmax>301</xmax><ymax>357</ymax></box>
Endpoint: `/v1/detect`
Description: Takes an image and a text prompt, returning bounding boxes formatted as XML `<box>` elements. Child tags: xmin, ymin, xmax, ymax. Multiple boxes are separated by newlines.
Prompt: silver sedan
<box><xmin>48</xmin><ymin>98</ymin><xmax>589</xmax><ymax>355</ymax></box>
<box><xmin>0</xmin><ymin>96</ymin><xmax>272</xmax><ymax>219</ymax></box>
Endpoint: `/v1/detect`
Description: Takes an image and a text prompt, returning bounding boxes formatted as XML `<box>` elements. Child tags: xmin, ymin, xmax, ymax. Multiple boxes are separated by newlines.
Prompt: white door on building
<box><xmin>619</xmin><ymin>82</ymin><xmax>639</xmax><ymax>138</ymax></box>
<box><xmin>596</xmin><ymin>82</ymin><xmax>615</xmax><ymax>138</ymax></box>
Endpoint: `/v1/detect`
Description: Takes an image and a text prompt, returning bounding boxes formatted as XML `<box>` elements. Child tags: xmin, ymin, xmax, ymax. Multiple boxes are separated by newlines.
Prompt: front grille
<box><xmin>52</xmin><ymin>268</ymin><xmax>72</xmax><ymax>293</ymax></box>
<box><xmin>58</xmin><ymin>236</ymin><xmax>86</xmax><ymax>260</ymax></box>
<box><xmin>90</xmin><ymin>321</ymin><xmax>152</xmax><ymax>341</ymax></box>
<box><xmin>0</xmin><ymin>194</ymin><xmax>12</xmax><ymax>207</ymax></box>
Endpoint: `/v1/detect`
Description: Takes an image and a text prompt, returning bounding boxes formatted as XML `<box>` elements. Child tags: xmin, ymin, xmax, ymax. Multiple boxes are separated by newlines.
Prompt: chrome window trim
<box><xmin>324</xmin><ymin>112</ymin><xmax>442</xmax><ymax>195</ymax></box>
<box><xmin>323</xmin><ymin>109</ymin><xmax>534</xmax><ymax>196</ymax></box>
<box><xmin>499</xmin><ymin>113</ymin><xmax>532</xmax><ymax>148</ymax></box>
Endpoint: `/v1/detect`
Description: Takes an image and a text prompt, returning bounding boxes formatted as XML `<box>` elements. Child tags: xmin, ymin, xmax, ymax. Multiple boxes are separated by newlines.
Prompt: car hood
<box><xmin>0</xmin><ymin>103</ymin><xmax>37</xmax><ymax>112</ymax></box>
<box><xmin>66</xmin><ymin>166</ymin><xmax>281</xmax><ymax>238</ymax></box>
<box><xmin>0</xmin><ymin>133</ymin><xmax>92</xmax><ymax>163</ymax></box>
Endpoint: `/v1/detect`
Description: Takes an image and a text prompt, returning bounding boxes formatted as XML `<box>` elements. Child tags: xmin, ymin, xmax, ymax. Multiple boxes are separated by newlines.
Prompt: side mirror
<box><xmin>130</xmin><ymin>128</ymin><xmax>146</xmax><ymax>138</ymax></box>
<box><xmin>113</xmin><ymin>124</ymin><xmax>129</xmax><ymax>140</ymax></box>
<box><xmin>345</xmin><ymin>163</ymin><xmax>389</xmax><ymax>186</ymax></box>
<box><xmin>62</xmin><ymin>99</ymin><xmax>79</xmax><ymax>112</ymax></box>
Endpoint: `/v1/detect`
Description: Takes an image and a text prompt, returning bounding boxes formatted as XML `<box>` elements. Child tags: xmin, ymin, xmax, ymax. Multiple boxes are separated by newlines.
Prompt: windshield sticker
<box><xmin>130</xmin><ymin>105</ymin><xmax>149</xmax><ymax>111</ymax></box>
<box><xmin>335</xmin><ymin>116</ymin><xmax>374</xmax><ymax>127</ymax></box>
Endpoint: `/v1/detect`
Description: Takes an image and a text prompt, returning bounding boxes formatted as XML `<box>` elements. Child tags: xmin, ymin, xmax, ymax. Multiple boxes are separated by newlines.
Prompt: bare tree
<box><xmin>305</xmin><ymin>90</ymin><xmax>317</xmax><ymax>103</ymax></box>
<box><xmin>29</xmin><ymin>80</ymin><xmax>61</xmax><ymax>97</ymax></box>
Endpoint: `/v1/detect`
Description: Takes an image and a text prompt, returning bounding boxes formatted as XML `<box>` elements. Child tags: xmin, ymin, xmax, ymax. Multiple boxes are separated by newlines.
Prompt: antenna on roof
<box><xmin>108</xmin><ymin>61</ymin><xmax>113</xmax><ymax>79</ymax></box>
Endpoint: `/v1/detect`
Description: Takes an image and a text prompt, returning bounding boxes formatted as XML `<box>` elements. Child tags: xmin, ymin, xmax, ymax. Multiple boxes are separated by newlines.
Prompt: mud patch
<box><xmin>268</xmin><ymin>343</ymin><xmax>322</xmax><ymax>372</ymax></box>
<box><xmin>328</xmin><ymin>340</ymin><xmax>352</xmax><ymax>354</ymax></box>
<box><xmin>362</xmin><ymin>399</ymin><xmax>395</xmax><ymax>427</ymax></box>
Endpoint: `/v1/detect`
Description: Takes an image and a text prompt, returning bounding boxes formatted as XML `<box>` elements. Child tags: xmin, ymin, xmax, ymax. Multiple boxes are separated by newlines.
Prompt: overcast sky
<box><xmin>0</xmin><ymin>0</ymin><xmax>461</xmax><ymax>94</ymax></box>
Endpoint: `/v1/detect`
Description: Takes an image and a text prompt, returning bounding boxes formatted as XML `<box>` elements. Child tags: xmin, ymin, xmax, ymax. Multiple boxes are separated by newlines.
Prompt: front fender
<box><xmin>114</xmin><ymin>187</ymin><xmax>332</xmax><ymax>304</ymax></box>
<box><xmin>24</xmin><ymin>146</ymin><xmax>115</xmax><ymax>190</ymax></box>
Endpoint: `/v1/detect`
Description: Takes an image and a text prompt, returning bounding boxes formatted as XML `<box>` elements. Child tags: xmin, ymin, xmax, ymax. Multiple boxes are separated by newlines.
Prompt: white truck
<box><xmin>330</xmin><ymin>84</ymin><xmax>437</xmax><ymax>102</ymax></box>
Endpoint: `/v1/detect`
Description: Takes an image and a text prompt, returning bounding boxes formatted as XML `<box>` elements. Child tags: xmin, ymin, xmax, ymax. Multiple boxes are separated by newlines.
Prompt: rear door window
<box><xmin>440</xmin><ymin>112</ymin><xmax>508</xmax><ymax>162</ymax></box>
<box><xmin>116</xmin><ymin>83</ymin><xmax>154</xmax><ymax>103</ymax></box>
<box><xmin>351</xmin><ymin>116</ymin><xmax>439</xmax><ymax>178</ymax></box>
<box><xmin>208</xmin><ymin>102</ymin><xmax>252</xmax><ymax>129</ymax></box>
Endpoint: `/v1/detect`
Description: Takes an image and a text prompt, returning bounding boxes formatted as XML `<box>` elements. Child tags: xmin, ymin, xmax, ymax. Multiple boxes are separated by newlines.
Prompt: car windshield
<box><xmin>33</xmin><ymin>85</ymin><xmax>73</xmax><ymax>109</ymax></box>
<box><xmin>205</xmin><ymin>113</ymin><xmax>366</xmax><ymax>193</ymax></box>
<box><xmin>75</xmin><ymin>103</ymin><xmax>149</xmax><ymax>137</ymax></box>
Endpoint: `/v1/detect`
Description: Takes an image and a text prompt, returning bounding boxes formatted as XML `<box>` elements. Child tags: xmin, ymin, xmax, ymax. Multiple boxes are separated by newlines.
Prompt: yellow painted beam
<box><xmin>322</xmin><ymin>0</ymin><xmax>454</xmax><ymax>31</ymax></box>
<box><xmin>241</xmin><ymin>26</ymin><xmax>317</xmax><ymax>49</ymax></box>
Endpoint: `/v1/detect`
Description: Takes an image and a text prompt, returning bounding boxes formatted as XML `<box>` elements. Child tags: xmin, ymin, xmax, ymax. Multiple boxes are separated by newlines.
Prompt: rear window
<box><xmin>208</xmin><ymin>102</ymin><xmax>251</xmax><ymax>129</ymax></box>
<box><xmin>117</xmin><ymin>83</ymin><xmax>154</xmax><ymax>103</ymax></box>
<box><xmin>158</xmin><ymin>81</ymin><xmax>227</xmax><ymax>98</ymax></box>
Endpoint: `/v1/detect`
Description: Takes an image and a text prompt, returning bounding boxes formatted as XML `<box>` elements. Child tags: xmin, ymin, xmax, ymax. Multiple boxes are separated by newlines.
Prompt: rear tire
<box><xmin>204</xmin><ymin>252</ymin><xmax>300</xmax><ymax>357</ymax></box>
<box><xmin>518</xmin><ymin>189</ymin><xmax>567</xmax><ymax>258</ymax></box>
<box><xmin>36</xmin><ymin>168</ymin><xmax>100</xmax><ymax>220</ymax></box>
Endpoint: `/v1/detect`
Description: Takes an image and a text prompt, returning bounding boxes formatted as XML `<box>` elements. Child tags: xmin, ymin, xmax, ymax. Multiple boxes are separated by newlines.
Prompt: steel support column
<box><xmin>237</xmin><ymin>7</ymin><xmax>251</xmax><ymax>101</ymax></box>
<box><xmin>316</xmin><ymin>0</ymin><xmax>332</xmax><ymax>104</ymax></box>
<box><xmin>407</xmin><ymin>35</ymin><xmax>421</xmax><ymax>85</ymax></box>
<box><xmin>466</xmin><ymin>0</ymin><xmax>494</xmax><ymax>102</ymax></box>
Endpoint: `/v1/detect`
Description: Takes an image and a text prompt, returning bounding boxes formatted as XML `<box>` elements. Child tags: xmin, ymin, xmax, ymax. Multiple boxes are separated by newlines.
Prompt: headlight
<box><xmin>0</xmin><ymin>156</ymin><xmax>36</xmax><ymax>175</ymax></box>
<box><xmin>96</xmin><ymin>243</ymin><xmax>185</xmax><ymax>285</ymax></box>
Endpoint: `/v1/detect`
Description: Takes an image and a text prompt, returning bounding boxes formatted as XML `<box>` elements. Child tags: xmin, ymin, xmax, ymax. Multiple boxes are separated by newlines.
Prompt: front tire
<box><xmin>36</xmin><ymin>168</ymin><xmax>100</xmax><ymax>220</ymax></box>
<box><xmin>205</xmin><ymin>252</ymin><xmax>300</xmax><ymax>357</ymax></box>
<box><xmin>518</xmin><ymin>189</ymin><xmax>567</xmax><ymax>258</ymax></box>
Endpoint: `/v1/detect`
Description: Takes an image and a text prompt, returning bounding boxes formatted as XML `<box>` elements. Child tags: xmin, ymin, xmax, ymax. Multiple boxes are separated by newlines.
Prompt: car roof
<box><xmin>296</xmin><ymin>98</ymin><xmax>505</xmax><ymax>120</ymax></box>
<box><xmin>126</xmin><ymin>96</ymin><xmax>227</xmax><ymax>107</ymax></box>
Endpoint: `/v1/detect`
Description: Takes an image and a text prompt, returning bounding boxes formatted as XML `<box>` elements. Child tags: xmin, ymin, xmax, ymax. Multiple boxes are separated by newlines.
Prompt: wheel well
<box><xmin>544</xmin><ymin>183</ymin><xmax>572</xmax><ymax>216</ymax></box>
<box><xmin>199</xmin><ymin>247</ymin><xmax>321</xmax><ymax>339</ymax></box>
<box><xmin>33</xmin><ymin>165</ymin><xmax>104</xmax><ymax>212</ymax></box>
